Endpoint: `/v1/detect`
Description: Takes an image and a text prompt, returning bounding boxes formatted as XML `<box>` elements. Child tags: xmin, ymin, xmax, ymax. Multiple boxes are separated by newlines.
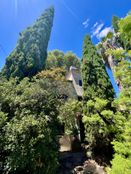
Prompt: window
<box><xmin>79</xmin><ymin>80</ymin><xmax>82</xmax><ymax>86</ymax></box>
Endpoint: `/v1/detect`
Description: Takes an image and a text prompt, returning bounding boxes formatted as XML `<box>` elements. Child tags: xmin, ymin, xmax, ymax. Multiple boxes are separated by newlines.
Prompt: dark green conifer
<box><xmin>81</xmin><ymin>35</ymin><xmax>114</xmax><ymax>113</ymax></box>
<box><xmin>81</xmin><ymin>35</ymin><xmax>115</xmax><ymax>152</ymax></box>
<box><xmin>1</xmin><ymin>6</ymin><xmax>54</xmax><ymax>79</ymax></box>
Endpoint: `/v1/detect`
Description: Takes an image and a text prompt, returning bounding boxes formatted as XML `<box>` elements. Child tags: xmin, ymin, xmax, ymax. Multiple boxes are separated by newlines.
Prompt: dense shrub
<box><xmin>4</xmin><ymin>115</ymin><xmax>58</xmax><ymax>174</ymax></box>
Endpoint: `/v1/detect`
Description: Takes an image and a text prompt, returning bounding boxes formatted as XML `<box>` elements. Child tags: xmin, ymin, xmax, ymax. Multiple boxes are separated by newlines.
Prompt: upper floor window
<box><xmin>79</xmin><ymin>80</ymin><xmax>82</xmax><ymax>86</ymax></box>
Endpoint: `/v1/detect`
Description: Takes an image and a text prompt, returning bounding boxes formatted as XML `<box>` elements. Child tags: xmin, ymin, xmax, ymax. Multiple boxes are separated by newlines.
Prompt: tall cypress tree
<box><xmin>81</xmin><ymin>35</ymin><xmax>114</xmax><ymax>109</ymax></box>
<box><xmin>81</xmin><ymin>35</ymin><xmax>115</xmax><ymax>152</ymax></box>
<box><xmin>1</xmin><ymin>6</ymin><xmax>54</xmax><ymax>79</ymax></box>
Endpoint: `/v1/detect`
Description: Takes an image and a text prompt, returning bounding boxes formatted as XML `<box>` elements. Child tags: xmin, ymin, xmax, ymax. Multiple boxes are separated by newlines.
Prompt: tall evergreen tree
<box><xmin>1</xmin><ymin>6</ymin><xmax>54</xmax><ymax>79</ymax></box>
<box><xmin>81</xmin><ymin>35</ymin><xmax>115</xmax><ymax>153</ymax></box>
<box><xmin>81</xmin><ymin>35</ymin><xmax>114</xmax><ymax>109</ymax></box>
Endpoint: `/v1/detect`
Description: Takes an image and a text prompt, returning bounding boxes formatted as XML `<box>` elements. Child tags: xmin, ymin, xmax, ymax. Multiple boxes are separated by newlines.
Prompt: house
<box><xmin>66</xmin><ymin>66</ymin><xmax>85</xmax><ymax>142</ymax></box>
<box><xmin>66</xmin><ymin>66</ymin><xmax>83</xmax><ymax>100</ymax></box>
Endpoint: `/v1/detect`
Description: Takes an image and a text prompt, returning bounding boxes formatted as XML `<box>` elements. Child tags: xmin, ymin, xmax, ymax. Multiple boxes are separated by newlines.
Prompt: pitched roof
<box><xmin>66</xmin><ymin>66</ymin><xmax>83</xmax><ymax>97</ymax></box>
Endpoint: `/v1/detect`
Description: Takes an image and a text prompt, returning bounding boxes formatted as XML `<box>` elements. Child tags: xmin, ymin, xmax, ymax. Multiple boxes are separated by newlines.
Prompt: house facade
<box><xmin>66</xmin><ymin>66</ymin><xmax>85</xmax><ymax>142</ymax></box>
<box><xmin>66</xmin><ymin>66</ymin><xmax>83</xmax><ymax>100</ymax></box>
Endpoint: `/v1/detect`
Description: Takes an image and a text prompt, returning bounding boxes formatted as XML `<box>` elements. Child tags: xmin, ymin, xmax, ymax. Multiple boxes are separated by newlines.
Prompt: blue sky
<box><xmin>0</xmin><ymin>0</ymin><xmax>130</xmax><ymax>94</ymax></box>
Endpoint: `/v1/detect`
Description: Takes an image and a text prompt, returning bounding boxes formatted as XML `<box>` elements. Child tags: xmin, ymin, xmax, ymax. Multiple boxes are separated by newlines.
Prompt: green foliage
<box><xmin>81</xmin><ymin>35</ymin><xmax>114</xmax><ymax>152</ymax></box>
<box><xmin>0</xmin><ymin>61</ymin><xmax>80</xmax><ymax>173</ymax></box>
<box><xmin>37</xmin><ymin>67</ymin><xmax>66</xmax><ymax>81</ymax></box>
<box><xmin>119</xmin><ymin>13</ymin><xmax>131</xmax><ymax>42</ymax></box>
<box><xmin>118</xmin><ymin>14</ymin><xmax>131</xmax><ymax>50</ymax></box>
<box><xmin>115</xmin><ymin>60</ymin><xmax>131</xmax><ymax>90</ymax></box>
<box><xmin>98</xmin><ymin>12</ymin><xmax>131</xmax><ymax>172</ymax></box>
<box><xmin>0</xmin><ymin>112</ymin><xmax>8</xmax><ymax>171</ymax></box>
<box><xmin>64</xmin><ymin>51</ymin><xmax>80</xmax><ymax>70</ymax></box>
<box><xmin>110</xmin><ymin>64</ymin><xmax>131</xmax><ymax>173</ymax></box>
<box><xmin>4</xmin><ymin>115</ymin><xmax>58</xmax><ymax>174</ymax></box>
<box><xmin>0</xmin><ymin>112</ymin><xmax>8</xmax><ymax>129</ymax></box>
<box><xmin>105</xmin><ymin>12</ymin><xmax>131</xmax><ymax>174</ymax></box>
<box><xmin>1</xmin><ymin>6</ymin><xmax>54</xmax><ymax>79</ymax></box>
<box><xmin>127</xmin><ymin>50</ymin><xmax>131</xmax><ymax>57</ymax></box>
<box><xmin>108</xmin><ymin>154</ymin><xmax>131</xmax><ymax>174</ymax></box>
<box><xmin>58</xmin><ymin>99</ymin><xmax>82</xmax><ymax>135</ymax></box>
<box><xmin>82</xmin><ymin>98</ymin><xmax>116</xmax><ymax>148</ymax></box>
<box><xmin>46</xmin><ymin>50</ymin><xmax>65</xmax><ymax>69</ymax></box>
<box><xmin>81</xmin><ymin>35</ymin><xmax>114</xmax><ymax>110</ymax></box>
<box><xmin>0</xmin><ymin>77</ymin><xmax>65</xmax><ymax>118</ymax></box>
<box><xmin>106</xmin><ymin>48</ymin><xmax>125</xmax><ymax>60</ymax></box>
<box><xmin>106</xmin><ymin>32</ymin><xmax>114</xmax><ymax>39</ymax></box>
<box><xmin>99</xmin><ymin>12</ymin><xmax>131</xmax><ymax>172</ymax></box>
<box><xmin>0</xmin><ymin>76</ymin><xmax>67</xmax><ymax>173</ymax></box>
<box><xmin>45</xmin><ymin>50</ymin><xmax>80</xmax><ymax>70</ymax></box>
<box><xmin>108</xmin><ymin>117</ymin><xmax>131</xmax><ymax>174</ymax></box>
<box><xmin>36</xmin><ymin>68</ymin><xmax>78</xmax><ymax>100</ymax></box>
<box><xmin>112</xmin><ymin>16</ymin><xmax>120</xmax><ymax>33</ymax></box>
<box><xmin>101</xmin><ymin>32</ymin><xmax>113</xmax><ymax>42</ymax></box>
